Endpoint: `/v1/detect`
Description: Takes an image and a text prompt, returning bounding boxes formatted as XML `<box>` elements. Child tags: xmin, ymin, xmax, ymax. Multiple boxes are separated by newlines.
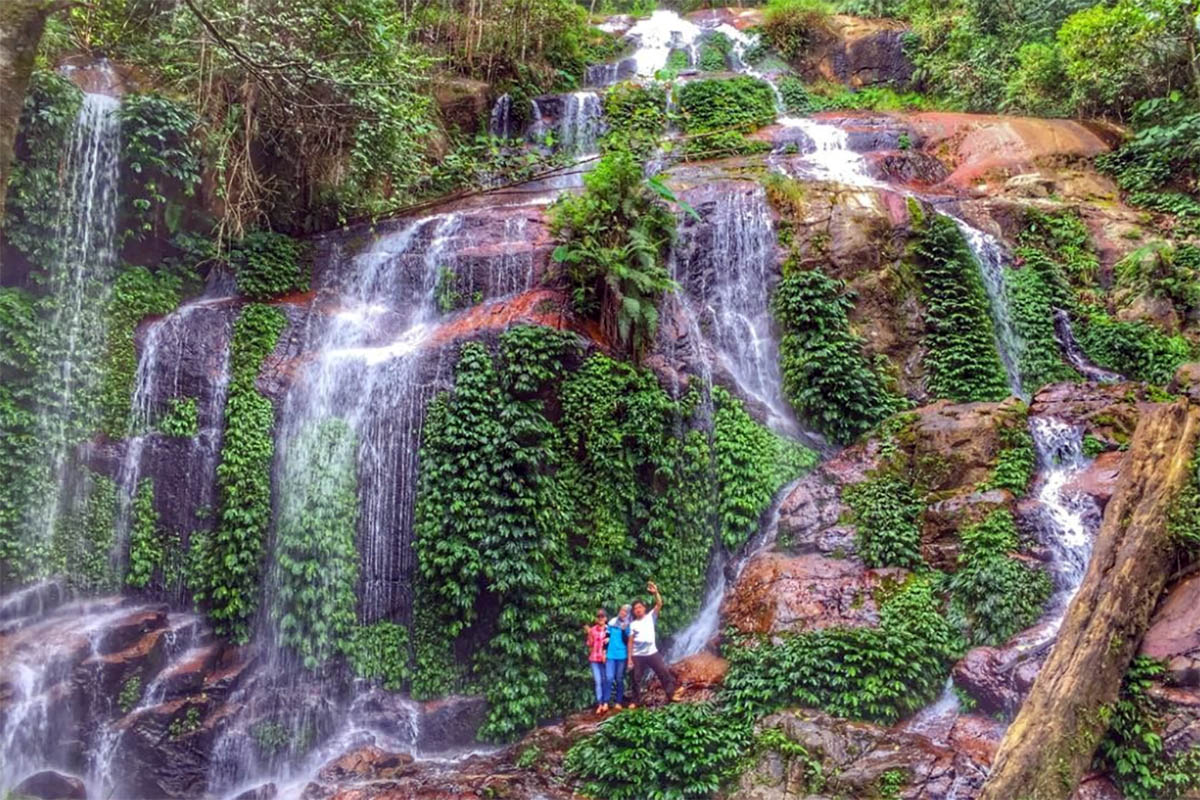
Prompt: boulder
<box><xmin>1140</xmin><ymin>573</ymin><xmax>1200</xmax><ymax>686</ymax></box>
<box><xmin>794</xmin><ymin>16</ymin><xmax>914</xmax><ymax>88</ymax></box>
<box><xmin>232</xmin><ymin>785</ymin><xmax>278</xmax><ymax>800</ymax></box>
<box><xmin>1030</xmin><ymin>381</ymin><xmax>1147</xmax><ymax>446</ymax></box>
<box><xmin>1063</xmin><ymin>450</ymin><xmax>1125</xmax><ymax>508</ymax></box>
<box><xmin>722</xmin><ymin>551</ymin><xmax>899</xmax><ymax>636</ymax></box>
<box><xmin>317</xmin><ymin>746</ymin><xmax>416</xmax><ymax>783</ymax></box>
<box><xmin>417</xmin><ymin>694</ymin><xmax>489</xmax><ymax>752</ymax></box>
<box><xmin>922</xmin><ymin>489</ymin><xmax>1013</xmax><ymax>570</ymax></box>
<box><xmin>433</xmin><ymin>78</ymin><xmax>489</xmax><ymax>135</ymax></box>
<box><xmin>953</xmin><ymin>647</ymin><xmax>1023</xmax><ymax>717</ymax></box>
<box><xmin>1171</xmin><ymin>362</ymin><xmax>1200</xmax><ymax>403</ymax></box>
<box><xmin>728</xmin><ymin>710</ymin><xmax>989</xmax><ymax>800</ymax></box>
<box><xmin>12</xmin><ymin>771</ymin><xmax>87</xmax><ymax>800</ymax></box>
<box><xmin>909</xmin><ymin>399</ymin><xmax>1027</xmax><ymax>492</ymax></box>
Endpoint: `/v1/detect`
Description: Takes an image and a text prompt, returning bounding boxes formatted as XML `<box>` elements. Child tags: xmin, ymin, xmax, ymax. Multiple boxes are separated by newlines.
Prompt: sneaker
<box><xmin>612</xmin><ymin>703</ymin><xmax>624</xmax><ymax>711</ymax></box>
<box><xmin>671</xmin><ymin>687</ymin><xmax>684</xmax><ymax>702</ymax></box>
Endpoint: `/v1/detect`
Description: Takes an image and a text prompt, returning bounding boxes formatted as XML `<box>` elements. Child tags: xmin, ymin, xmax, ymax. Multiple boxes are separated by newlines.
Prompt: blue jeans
<box><xmin>590</xmin><ymin>661</ymin><xmax>608</xmax><ymax>704</ymax></box>
<box><xmin>604</xmin><ymin>657</ymin><xmax>626</xmax><ymax>704</ymax></box>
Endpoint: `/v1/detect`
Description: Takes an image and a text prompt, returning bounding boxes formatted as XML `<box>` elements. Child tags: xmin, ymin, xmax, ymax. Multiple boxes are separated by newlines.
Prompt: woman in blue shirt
<box><xmin>603</xmin><ymin>603</ymin><xmax>631</xmax><ymax>709</ymax></box>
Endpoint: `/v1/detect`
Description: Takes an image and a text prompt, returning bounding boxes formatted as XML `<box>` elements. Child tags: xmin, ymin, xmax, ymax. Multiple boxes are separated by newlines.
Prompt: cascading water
<box><xmin>669</xmin><ymin>185</ymin><xmax>798</xmax><ymax>437</ymax></box>
<box><xmin>1053</xmin><ymin>309</ymin><xmax>1123</xmax><ymax>383</ymax></box>
<box><xmin>951</xmin><ymin>218</ymin><xmax>1026</xmax><ymax>397</ymax></box>
<box><xmin>1027</xmin><ymin>416</ymin><xmax>1101</xmax><ymax>640</ymax></box>
<box><xmin>558</xmin><ymin>91</ymin><xmax>605</xmax><ymax>157</ymax></box>
<box><xmin>26</xmin><ymin>90</ymin><xmax>122</xmax><ymax>549</ymax></box>
<box><xmin>489</xmin><ymin>94</ymin><xmax>514</xmax><ymax>139</ymax></box>
<box><xmin>624</xmin><ymin>10</ymin><xmax>703</xmax><ymax>77</ymax></box>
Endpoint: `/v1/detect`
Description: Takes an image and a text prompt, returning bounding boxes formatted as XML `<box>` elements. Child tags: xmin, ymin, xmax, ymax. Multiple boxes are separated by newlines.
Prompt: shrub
<box><xmin>985</xmin><ymin>424</ymin><xmax>1036</xmax><ymax>495</ymax></box>
<box><xmin>1006</xmin><ymin>265</ymin><xmax>1077</xmax><ymax>391</ymax></box>
<box><xmin>548</xmin><ymin>147</ymin><xmax>676</xmax><ymax>357</ymax></box>
<box><xmin>1003</xmin><ymin>42</ymin><xmax>1069</xmax><ymax>116</ymax></box>
<box><xmin>564</xmin><ymin>702</ymin><xmax>753</xmax><ymax>800</ymax></box>
<box><xmin>699</xmin><ymin>31</ymin><xmax>732</xmax><ymax>71</ymax></box>
<box><xmin>675</xmin><ymin>77</ymin><xmax>777</xmax><ymax>133</ymax></box>
<box><xmin>1115</xmin><ymin>242</ymin><xmax>1200</xmax><ymax>316</ymax></box>
<box><xmin>342</xmin><ymin>621</ymin><xmax>412</xmax><ymax>691</ymax></box>
<box><xmin>762</xmin><ymin>0</ymin><xmax>833</xmax><ymax>61</ymax></box>
<box><xmin>603</xmin><ymin>81</ymin><xmax>668</xmax><ymax>156</ymax></box>
<box><xmin>1073</xmin><ymin>311</ymin><xmax>1192</xmax><ymax>385</ymax></box>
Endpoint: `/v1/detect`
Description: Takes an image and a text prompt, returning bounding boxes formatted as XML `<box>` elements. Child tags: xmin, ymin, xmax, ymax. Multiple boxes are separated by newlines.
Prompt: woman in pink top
<box><xmin>584</xmin><ymin>608</ymin><xmax>610</xmax><ymax>713</ymax></box>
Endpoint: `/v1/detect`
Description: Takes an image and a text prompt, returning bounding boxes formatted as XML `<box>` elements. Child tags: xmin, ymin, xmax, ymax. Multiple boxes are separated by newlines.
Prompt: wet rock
<box><xmin>910</xmin><ymin>399</ymin><xmax>1027</xmax><ymax>492</ymax></box>
<box><xmin>12</xmin><ymin>770</ymin><xmax>87</xmax><ymax>800</ymax></box>
<box><xmin>948</xmin><ymin>714</ymin><xmax>1006</xmax><ymax>768</ymax></box>
<box><xmin>318</xmin><ymin>745</ymin><xmax>416</xmax><ymax>782</ymax></box>
<box><xmin>871</xmin><ymin>150</ymin><xmax>951</xmax><ymax>187</ymax></box>
<box><xmin>1030</xmin><ymin>381</ymin><xmax>1147</xmax><ymax>445</ymax></box>
<box><xmin>722</xmin><ymin>551</ymin><xmax>898</xmax><ymax>636</ymax></box>
<box><xmin>1063</xmin><ymin>450</ymin><xmax>1125</xmax><ymax>508</ymax></box>
<box><xmin>1004</xmin><ymin>172</ymin><xmax>1056</xmax><ymax>198</ymax></box>
<box><xmin>417</xmin><ymin>694</ymin><xmax>489</xmax><ymax>752</ymax></box>
<box><xmin>1070</xmin><ymin>774</ymin><xmax>1124</xmax><ymax>800</ymax></box>
<box><xmin>728</xmin><ymin>710</ymin><xmax>988</xmax><ymax>800</ymax></box>
<box><xmin>232</xmin><ymin>784</ymin><xmax>278</xmax><ymax>800</ymax></box>
<box><xmin>1141</xmin><ymin>573</ymin><xmax>1200</xmax><ymax>686</ymax></box>
<box><xmin>791</xmin><ymin>16</ymin><xmax>914</xmax><ymax>88</ymax></box>
<box><xmin>433</xmin><ymin>78</ymin><xmax>489</xmax><ymax>135</ymax></box>
<box><xmin>922</xmin><ymin>489</ymin><xmax>1012</xmax><ymax>570</ymax></box>
<box><xmin>952</xmin><ymin>647</ymin><xmax>1024</xmax><ymax>717</ymax></box>
<box><xmin>670</xmin><ymin>651</ymin><xmax>728</xmax><ymax>702</ymax></box>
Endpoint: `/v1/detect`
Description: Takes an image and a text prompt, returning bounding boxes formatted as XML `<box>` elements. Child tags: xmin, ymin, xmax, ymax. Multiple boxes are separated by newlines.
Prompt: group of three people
<box><xmin>584</xmin><ymin>580</ymin><xmax>681</xmax><ymax>714</ymax></box>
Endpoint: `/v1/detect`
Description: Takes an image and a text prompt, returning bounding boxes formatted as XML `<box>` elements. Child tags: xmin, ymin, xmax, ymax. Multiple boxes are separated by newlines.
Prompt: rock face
<box><xmin>12</xmin><ymin>770</ymin><xmax>88</xmax><ymax>800</ymax></box>
<box><xmin>1141</xmin><ymin>573</ymin><xmax>1200</xmax><ymax>686</ymax></box>
<box><xmin>728</xmin><ymin>710</ymin><xmax>989</xmax><ymax>800</ymax></box>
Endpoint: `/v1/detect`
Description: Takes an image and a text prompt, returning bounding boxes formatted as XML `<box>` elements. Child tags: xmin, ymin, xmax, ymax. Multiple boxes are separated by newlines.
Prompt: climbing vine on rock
<box><xmin>194</xmin><ymin>303</ymin><xmax>287</xmax><ymax>642</ymax></box>
<box><xmin>274</xmin><ymin>417</ymin><xmax>360</xmax><ymax>669</ymax></box>
<box><xmin>771</xmin><ymin>269</ymin><xmax>905</xmax><ymax>444</ymax></box>
<box><xmin>126</xmin><ymin>479</ymin><xmax>163</xmax><ymax>590</ymax></box>
<box><xmin>910</xmin><ymin>212</ymin><xmax>1010</xmax><ymax>402</ymax></box>
<box><xmin>413</xmin><ymin>325</ymin><xmax>812</xmax><ymax>740</ymax></box>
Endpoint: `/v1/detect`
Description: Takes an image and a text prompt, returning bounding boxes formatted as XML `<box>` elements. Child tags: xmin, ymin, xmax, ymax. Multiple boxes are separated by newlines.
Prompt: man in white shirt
<box><xmin>626</xmin><ymin>580</ymin><xmax>681</xmax><ymax>707</ymax></box>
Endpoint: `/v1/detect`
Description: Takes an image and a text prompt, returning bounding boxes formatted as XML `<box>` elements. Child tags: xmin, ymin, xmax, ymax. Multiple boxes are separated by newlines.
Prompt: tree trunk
<box><xmin>0</xmin><ymin>0</ymin><xmax>57</xmax><ymax>231</ymax></box>
<box><xmin>978</xmin><ymin>399</ymin><xmax>1200</xmax><ymax>800</ymax></box>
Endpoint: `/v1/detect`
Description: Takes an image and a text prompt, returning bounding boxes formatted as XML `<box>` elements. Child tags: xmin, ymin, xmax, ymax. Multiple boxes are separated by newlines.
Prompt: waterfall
<box><xmin>625</xmin><ymin>11</ymin><xmax>703</xmax><ymax>77</ymax></box>
<box><xmin>951</xmin><ymin>218</ymin><xmax>1025</xmax><ymax>397</ymax></box>
<box><xmin>489</xmin><ymin>94</ymin><xmax>514</xmax><ymax>139</ymax></box>
<box><xmin>113</xmin><ymin>298</ymin><xmax>234</xmax><ymax>578</ymax></box>
<box><xmin>1027</xmin><ymin>417</ymin><xmax>1101</xmax><ymax>640</ymax></box>
<box><xmin>1053</xmin><ymin>309</ymin><xmax>1123</xmax><ymax>383</ymax></box>
<box><xmin>558</xmin><ymin>92</ymin><xmax>605</xmax><ymax>157</ymax></box>
<box><xmin>669</xmin><ymin>185</ymin><xmax>799</xmax><ymax>437</ymax></box>
<box><xmin>26</xmin><ymin>91</ymin><xmax>122</xmax><ymax>549</ymax></box>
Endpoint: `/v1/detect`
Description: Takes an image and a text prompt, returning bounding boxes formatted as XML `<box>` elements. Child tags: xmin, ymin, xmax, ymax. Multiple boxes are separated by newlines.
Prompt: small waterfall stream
<box><xmin>559</xmin><ymin>91</ymin><xmax>605</xmax><ymax>156</ymax></box>
<box><xmin>27</xmin><ymin>90</ymin><xmax>122</xmax><ymax>550</ymax></box>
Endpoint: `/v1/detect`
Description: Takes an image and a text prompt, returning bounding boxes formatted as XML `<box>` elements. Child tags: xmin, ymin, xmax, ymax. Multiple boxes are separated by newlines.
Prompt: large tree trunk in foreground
<box><xmin>0</xmin><ymin>0</ymin><xmax>57</xmax><ymax>230</ymax></box>
<box><xmin>979</xmin><ymin>399</ymin><xmax>1200</xmax><ymax>800</ymax></box>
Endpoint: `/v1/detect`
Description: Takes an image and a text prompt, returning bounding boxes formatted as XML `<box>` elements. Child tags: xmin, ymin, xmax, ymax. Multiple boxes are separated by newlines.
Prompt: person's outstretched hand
<box><xmin>647</xmin><ymin>580</ymin><xmax>658</xmax><ymax>594</ymax></box>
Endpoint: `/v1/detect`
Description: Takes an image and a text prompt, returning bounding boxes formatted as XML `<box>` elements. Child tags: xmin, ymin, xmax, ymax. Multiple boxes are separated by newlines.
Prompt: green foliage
<box><xmin>985</xmin><ymin>425</ymin><xmax>1035</xmax><ymax>495</ymax></box>
<box><xmin>159</xmin><ymin>397</ymin><xmax>199</xmax><ymax>438</ymax></box>
<box><xmin>946</xmin><ymin>510</ymin><xmax>1051</xmax><ymax>646</ymax></box>
<box><xmin>549</xmin><ymin>148</ymin><xmax>676</xmax><ymax>357</ymax></box>
<box><xmin>1005</xmin><ymin>265</ymin><xmax>1077</xmax><ymax>391</ymax></box>
<box><xmin>603</xmin><ymin>81</ymin><xmax>669</xmax><ymax>157</ymax></box>
<box><xmin>1096</xmin><ymin>656</ymin><xmax>1200</xmax><ymax>800</ymax></box>
<box><xmin>2</xmin><ymin>70</ymin><xmax>82</xmax><ymax>266</ymax></box>
<box><xmin>722</xmin><ymin>575</ymin><xmax>964</xmax><ymax>724</ymax></box>
<box><xmin>194</xmin><ymin>304</ymin><xmax>287</xmax><ymax>642</ymax></box>
<box><xmin>126</xmin><ymin>479</ymin><xmax>163</xmax><ymax>590</ymax></box>
<box><xmin>910</xmin><ymin>213</ymin><xmax>1010</xmax><ymax>402</ymax></box>
<box><xmin>1083</xmin><ymin>433</ymin><xmax>1107</xmax><ymax>458</ymax></box>
<box><xmin>762</xmin><ymin>0</ymin><xmax>833</xmax><ymax>61</ymax></box>
<box><xmin>771</xmin><ymin>269</ymin><xmax>904</xmax><ymax>444</ymax></box>
<box><xmin>754</xmin><ymin>727</ymin><xmax>826</xmax><ymax>792</ymax></box>
<box><xmin>342</xmin><ymin>622</ymin><xmax>412</xmax><ymax>691</ymax></box>
<box><xmin>274</xmin><ymin>418</ymin><xmax>359</xmax><ymax>669</ymax></box>
<box><xmin>1115</xmin><ymin>242</ymin><xmax>1200</xmax><ymax>316</ymax></box>
<box><xmin>49</xmin><ymin>472</ymin><xmax>120</xmax><ymax>592</ymax></box>
<box><xmin>699</xmin><ymin>32</ymin><xmax>733</xmax><ymax>71</ymax></box>
<box><xmin>843</xmin><ymin>473</ymin><xmax>923</xmax><ymax>569</ymax></box>
<box><xmin>1003</xmin><ymin>42</ymin><xmax>1069</xmax><ymax>116</ymax></box>
<box><xmin>1097</xmin><ymin>97</ymin><xmax>1200</xmax><ymax>198</ymax></box>
<box><xmin>229</xmin><ymin>232</ymin><xmax>311</xmax><ymax>301</ymax></box>
<box><xmin>99</xmin><ymin>265</ymin><xmax>185</xmax><ymax>437</ymax></box>
<box><xmin>118</xmin><ymin>674</ymin><xmax>142</xmax><ymax>713</ymax></box>
<box><xmin>675</xmin><ymin>77</ymin><xmax>777</xmax><ymax>134</ymax></box>
<box><xmin>1073</xmin><ymin>310</ymin><xmax>1192</xmax><ymax>385</ymax></box>
<box><xmin>413</xmin><ymin>326</ymin><xmax>808</xmax><ymax>740</ymax></box>
<box><xmin>118</xmin><ymin>93</ymin><xmax>201</xmax><ymax>240</ymax></box>
<box><xmin>168</xmin><ymin>706</ymin><xmax>202</xmax><ymax>739</ymax></box>
<box><xmin>251</xmin><ymin>721</ymin><xmax>291</xmax><ymax>758</ymax></box>
<box><xmin>777</xmin><ymin>77</ymin><xmax>943</xmax><ymax>114</ymax></box>
<box><xmin>1018</xmin><ymin>207</ymin><xmax>1099</xmax><ymax>291</ymax></box>
<box><xmin>564</xmin><ymin>702</ymin><xmax>753</xmax><ymax>800</ymax></box>
<box><xmin>712</xmin><ymin>386</ymin><xmax>817</xmax><ymax>549</ymax></box>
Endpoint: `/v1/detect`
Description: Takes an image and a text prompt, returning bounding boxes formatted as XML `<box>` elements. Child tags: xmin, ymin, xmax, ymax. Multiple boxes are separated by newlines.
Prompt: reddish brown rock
<box><xmin>668</xmin><ymin>651</ymin><xmax>728</xmax><ymax>702</ymax></box>
<box><xmin>317</xmin><ymin>746</ymin><xmax>416</xmax><ymax>783</ymax></box>
<box><xmin>1070</xmin><ymin>774</ymin><xmax>1124</xmax><ymax>800</ymax></box>
<box><xmin>922</xmin><ymin>489</ymin><xmax>1013</xmax><ymax>570</ymax></box>
<box><xmin>1140</xmin><ymin>573</ymin><xmax>1200</xmax><ymax>686</ymax></box>
<box><xmin>1030</xmin><ymin>382</ymin><xmax>1146</xmax><ymax>444</ymax></box>
<box><xmin>948</xmin><ymin>714</ymin><xmax>1007</xmax><ymax>768</ymax></box>
<box><xmin>1064</xmin><ymin>450</ymin><xmax>1125</xmax><ymax>508</ymax></box>
<box><xmin>722</xmin><ymin>551</ymin><xmax>899</xmax><ymax>637</ymax></box>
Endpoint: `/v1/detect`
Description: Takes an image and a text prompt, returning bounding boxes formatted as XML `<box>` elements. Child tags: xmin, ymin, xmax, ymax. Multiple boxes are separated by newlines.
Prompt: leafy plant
<box><xmin>118</xmin><ymin>93</ymin><xmax>201</xmax><ymax>240</ymax></box>
<box><xmin>193</xmin><ymin>303</ymin><xmax>287</xmax><ymax>642</ymax></box>
<box><xmin>118</xmin><ymin>674</ymin><xmax>142</xmax><ymax>714</ymax></box>
<box><xmin>910</xmin><ymin>212</ymin><xmax>1010</xmax><ymax>403</ymax></box>
<box><xmin>343</xmin><ymin>622</ymin><xmax>412</xmax><ymax>691</ymax></box>
<box><xmin>985</xmin><ymin>424</ymin><xmax>1036</xmax><ymax>495</ymax></box>
<box><xmin>564</xmin><ymin>702</ymin><xmax>753</xmax><ymax>800</ymax></box>
<box><xmin>722</xmin><ymin>575</ymin><xmax>964</xmax><ymax>724</ymax></box>
<box><xmin>699</xmin><ymin>31</ymin><xmax>733</xmax><ymax>71</ymax></box>
<box><xmin>126</xmin><ymin>479</ymin><xmax>163</xmax><ymax>590</ymax></box>
<box><xmin>946</xmin><ymin>510</ymin><xmax>1051</xmax><ymax>646</ymax></box>
<box><xmin>1095</xmin><ymin>656</ymin><xmax>1200</xmax><ymax>800</ymax></box>
<box><xmin>843</xmin><ymin>473</ymin><xmax>923</xmax><ymax>569</ymax></box>
<box><xmin>274</xmin><ymin>418</ymin><xmax>359</xmax><ymax>669</ymax></box>
<box><xmin>603</xmin><ymin>81</ymin><xmax>669</xmax><ymax>157</ymax></box>
<box><xmin>159</xmin><ymin>397</ymin><xmax>199</xmax><ymax>438</ymax></box>
<box><xmin>771</xmin><ymin>269</ymin><xmax>905</xmax><ymax>444</ymax></box>
<box><xmin>228</xmin><ymin>231</ymin><xmax>311</xmax><ymax>301</ymax></box>
<box><xmin>1073</xmin><ymin>311</ymin><xmax>1192</xmax><ymax>385</ymax></box>
<box><xmin>675</xmin><ymin>77</ymin><xmax>777</xmax><ymax>134</ymax></box>
<box><xmin>762</xmin><ymin>0</ymin><xmax>833</xmax><ymax>61</ymax></box>
<box><xmin>549</xmin><ymin>147</ymin><xmax>677</xmax><ymax>358</ymax></box>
